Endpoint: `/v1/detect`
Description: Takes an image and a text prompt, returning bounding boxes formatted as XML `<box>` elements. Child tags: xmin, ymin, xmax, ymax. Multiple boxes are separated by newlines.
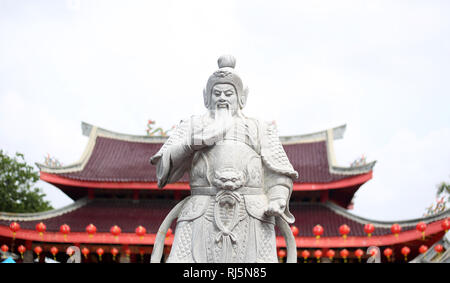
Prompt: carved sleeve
<box><xmin>260</xmin><ymin>121</ymin><xmax>298</xmax><ymax>224</ymax></box>
<box><xmin>150</xmin><ymin>119</ymin><xmax>193</xmax><ymax>188</ymax></box>
<box><xmin>150</xmin><ymin>119</ymin><xmax>191</xmax><ymax>165</ymax></box>
<box><xmin>260</xmin><ymin>122</ymin><xmax>299</xmax><ymax>180</ymax></box>
<box><xmin>264</xmin><ymin>167</ymin><xmax>295</xmax><ymax>224</ymax></box>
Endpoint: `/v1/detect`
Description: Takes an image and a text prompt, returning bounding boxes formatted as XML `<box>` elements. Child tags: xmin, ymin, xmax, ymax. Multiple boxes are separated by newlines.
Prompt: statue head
<box><xmin>203</xmin><ymin>55</ymin><xmax>249</xmax><ymax>114</ymax></box>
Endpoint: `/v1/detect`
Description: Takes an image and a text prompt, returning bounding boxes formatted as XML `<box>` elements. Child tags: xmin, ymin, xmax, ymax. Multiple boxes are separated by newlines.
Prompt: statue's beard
<box><xmin>210</xmin><ymin>103</ymin><xmax>235</xmax><ymax>132</ymax></box>
<box><xmin>215</xmin><ymin>103</ymin><xmax>232</xmax><ymax>121</ymax></box>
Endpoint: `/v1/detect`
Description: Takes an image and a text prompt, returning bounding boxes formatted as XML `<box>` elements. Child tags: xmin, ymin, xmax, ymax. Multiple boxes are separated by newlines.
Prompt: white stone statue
<box><xmin>66</xmin><ymin>246</ymin><xmax>81</xmax><ymax>263</ymax></box>
<box><xmin>150</xmin><ymin>55</ymin><xmax>298</xmax><ymax>263</ymax></box>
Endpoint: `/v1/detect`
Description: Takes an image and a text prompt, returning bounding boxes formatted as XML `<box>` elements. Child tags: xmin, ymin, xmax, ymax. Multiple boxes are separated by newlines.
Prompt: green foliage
<box><xmin>0</xmin><ymin>150</ymin><xmax>53</xmax><ymax>213</ymax></box>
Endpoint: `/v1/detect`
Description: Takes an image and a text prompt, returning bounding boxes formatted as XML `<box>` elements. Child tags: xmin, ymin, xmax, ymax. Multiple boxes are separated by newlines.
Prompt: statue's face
<box><xmin>210</xmin><ymin>83</ymin><xmax>238</xmax><ymax>116</ymax></box>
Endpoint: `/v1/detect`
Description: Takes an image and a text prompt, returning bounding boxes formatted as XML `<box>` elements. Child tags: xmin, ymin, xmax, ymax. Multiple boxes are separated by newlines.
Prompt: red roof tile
<box><xmin>284</xmin><ymin>141</ymin><xmax>347</xmax><ymax>183</ymax></box>
<box><xmin>54</xmin><ymin>137</ymin><xmax>362</xmax><ymax>184</ymax></box>
<box><xmin>61</xmin><ymin>137</ymin><xmax>164</xmax><ymax>182</ymax></box>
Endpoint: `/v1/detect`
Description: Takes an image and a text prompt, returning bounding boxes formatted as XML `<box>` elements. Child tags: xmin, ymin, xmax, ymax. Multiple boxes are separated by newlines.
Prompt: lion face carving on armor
<box><xmin>212</xmin><ymin>167</ymin><xmax>246</xmax><ymax>190</ymax></box>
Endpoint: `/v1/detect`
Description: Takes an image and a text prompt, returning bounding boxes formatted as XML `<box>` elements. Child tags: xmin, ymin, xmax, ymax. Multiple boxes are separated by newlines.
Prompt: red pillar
<box><xmin>320</xmin><ymin>191</ymin><xmax>329</xmax><ymax>203</ymax></box>
<box><xmin>88</xmin><ymin>188</ymin><xmax>95</xmax><ymax>200</ymax></box>
<box><xmin>133</xmin><ymin>190</ymin><xmax>139</xmax><ymax>201</ymax></box>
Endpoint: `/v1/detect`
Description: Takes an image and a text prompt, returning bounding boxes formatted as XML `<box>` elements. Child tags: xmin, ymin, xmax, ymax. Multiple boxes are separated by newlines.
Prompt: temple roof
<box><xmin>1</xmin><ymin>198</ymin><xmax>448</xmax><ymax>248</ymax></box>
<box><xmin>36</xmin><ymin>122</ymin><xmax>375</xmax><ymax>195</ymax></box>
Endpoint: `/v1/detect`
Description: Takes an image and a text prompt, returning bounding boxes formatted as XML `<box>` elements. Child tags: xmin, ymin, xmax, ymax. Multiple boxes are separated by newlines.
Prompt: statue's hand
<box><xmin>190</xmin><ymin>117</ymin><xmax>232</xmax><ymax>150</ymax></box>
<box><xmin>264</xmin><ymin>198</ymin><xmax>286</xmax><ymax>217</ymax></box>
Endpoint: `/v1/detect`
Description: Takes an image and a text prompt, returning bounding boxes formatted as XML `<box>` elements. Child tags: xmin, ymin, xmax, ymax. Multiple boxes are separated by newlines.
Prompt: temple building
<box><xmin>0</xmin><ymin>122</ymin><xmax>448</xmax><ymax>263</ymax></box>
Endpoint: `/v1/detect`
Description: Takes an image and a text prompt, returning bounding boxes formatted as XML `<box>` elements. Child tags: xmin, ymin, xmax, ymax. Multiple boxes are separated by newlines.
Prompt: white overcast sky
<box><xmin>1</xmin><ymin>0</ymin><xmax>449</xmax><ymax>221</ymax></box>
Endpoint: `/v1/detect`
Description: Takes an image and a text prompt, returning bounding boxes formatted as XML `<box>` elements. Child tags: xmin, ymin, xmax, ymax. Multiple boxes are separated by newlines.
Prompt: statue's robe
<box><xmin>151</xmin><ymin>114</ymin><xmax>298</xmax><ymax>263</ymax></box>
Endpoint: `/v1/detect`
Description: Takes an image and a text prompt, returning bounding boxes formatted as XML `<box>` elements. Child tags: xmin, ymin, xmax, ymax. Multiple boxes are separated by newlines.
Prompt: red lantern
<box><xmin>82</xmin><ymin>247</ymin><xmax>90</xmax><ymax>259</ymax></box>
<box><xmin>124</xmin><ymin>247</ymin><xmax>131</xmax><ymax>258</ymax></box>
<box><xmin>326</xmin><ymin>249</ymin><xmax>335</xmax><ymax>261</ymax></box>
<box><xmin>9</xmin><ymin>222</ymin><xmax>20</xmax><ymax>239</ymax></box>
<box><xmin>167</xmin><ymin>228</ymin><xmax>173</xmax><ymax>237</ymax></box>
<box><xmin>339</xmin><ymin>224</ymin><xmax>350</xmax><ymax>240</ymax></box>
<box><xmin>18</xmin><ymin>245</ymin><xmax>26</xmax><ymax>259</ymax></box>
<box><xmin>1</xmin><ymin>244</ymin><xmax>8</xmax><ymax>253</ymax></box>
<box><xmin>291</xmin><ymin>225</ymin><xmax>299</xmax><ymax>237</ymax></box>
<box><xmin>383</xmin><ymin>248</ymin><xmax>393</xmax><ymax>262</ymax></box>
<box><xmin>442</xmin><ymin>218</ymin><xmax>450</xmax><ymax>233</ymax></box>
<box><xmin>340</xmin><ymin>249</ymin><xmax>349</xmax><ymax>263</ymax></box>
<box><xmin>364</xmin><ymin>223</ymin><xmax>375</xmax><ymax>237</ymax></box>
<box><xmin>50</xmin><ymin>246</ymin><xmax>58</xmax><ymax>260</ymax></box>
<box><xmin>301</xmin><ymin>250</ymin><xmax>310</xmax><ymax>263</ymax></box>
<box><xmin>60</xmin><ymin>224</ymin><xmax>70</xmax><ymax>240</ymax></box>
<box><xmin>416</xmin><ymin>222</ymin><xmax>427</xmax><ymax>240</ymax></box>
<box><xmin>139</xmin><ymin>248</ymin><xmax>145</xmax><ymax>262</ymax></box>
<box><xmin>391</xmin><ymin>224</ymin><xmax>401</xmax><ymax>237</ymax></box>
<box><xmin>277</xmin><ymin>249</ymin><xmax>286</xmax><ymax>258</ymax></box>
<box><xmin>86</xmin><ymin>224</ymin><xmax>97</xmax><ymax>238</ymax></box>
<box><xmin>110</xmin><ymin>225</ymin><xmax>121</xmax><ymax>240</ymax></box>
<box><xmin>33</xmin><ymin>246</ymin><xmax>43</xmax><ymax>262</ymax></box>
<box><xmin>96</xmin><ymin>248</ymin><xmax>104</xmax><ymax>261</ymax></box>
<box><xmin>135</xmin><ymin>225</ymin><xmax>147</xmax><ymax>239</ymax></box>
<box><xmin>111</xmin><ymin>247</ymin><xmax>119</xmax><ymax>261</ymax></box>
<box><xmin>355</xmin><ymin>249</ymin><xmax>364</xmax><ymax>262</ymax></box>
<box><xmin>314</xmin><ymin>249</ymin><xmax>322</xmax><ymax>263</ymax></box>
<box><xmin>419</xmin><ymin>245</ymin><xmax>428</xmax><ymax>254</ymax></box>
<box><xmin>401</xmin><ymin>246</ymin><xmax>410</xmax><ymax>261</ymax></box>
<box><xmin>34</xmin><ymin>246</ymin><xmax>43</xmax><ymax>258</ymax></box>
<box><xmin>434</xmin><ymin>244</ymin><xmax>444</xmax><ymax>254</ymax></box>
<box><xmin>313</xmin><ymin>225</ymin><xmax>324</xmax><ymax>240</ymax></box>
<box><xmin>36</xmin><ymin>222</ymin><xmax>46</xmax><ymax>237</ymax></box>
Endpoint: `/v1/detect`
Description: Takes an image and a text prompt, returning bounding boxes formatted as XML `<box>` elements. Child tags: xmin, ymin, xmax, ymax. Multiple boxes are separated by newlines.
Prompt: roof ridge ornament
<box><xmin>44</xmin><ymin>153</ymin><xmax>63</xmax><ymax>168</ymax></box>
<box><xmin>146</xmin><ymin>120</ymin><xmax>175</xmax><ymax>137</ymax></box>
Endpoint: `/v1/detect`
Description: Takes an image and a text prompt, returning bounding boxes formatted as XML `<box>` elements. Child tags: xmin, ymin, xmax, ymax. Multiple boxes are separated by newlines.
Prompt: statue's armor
<box><xmin>168</xmin><ymin>117</ymin><xmax>277</xmax><ymax>262</ymax></box>
<box><xmin>151</xmin><ymin>115</ymin><xmax>297</xmax><ymax>263</ymax></box>
<box><xmin>185</xmin><ymin>117</ymin><xmax>274</xmax><ymax>221</ymax></box>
